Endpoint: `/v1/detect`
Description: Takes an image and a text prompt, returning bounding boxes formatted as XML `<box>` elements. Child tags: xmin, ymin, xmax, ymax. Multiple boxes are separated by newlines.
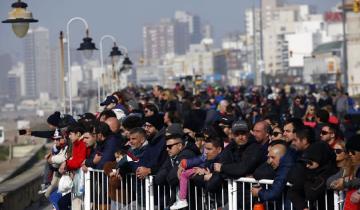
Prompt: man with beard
<box><xmin>135</xmin><ymin>114</ymin><xmax>167</xmax><ymax>179</ymax></box>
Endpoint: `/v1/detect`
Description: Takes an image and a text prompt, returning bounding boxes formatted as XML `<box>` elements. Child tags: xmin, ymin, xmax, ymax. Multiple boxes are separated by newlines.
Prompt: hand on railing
<box><xmin>251</xmin><ymin>183</ymin><xmax>262</xmax><ymax>197</ymax></box>
<box><xmin>136</xmin><ymin>166</ymin><xmax>151</xmax><ymax>179</ymax></box>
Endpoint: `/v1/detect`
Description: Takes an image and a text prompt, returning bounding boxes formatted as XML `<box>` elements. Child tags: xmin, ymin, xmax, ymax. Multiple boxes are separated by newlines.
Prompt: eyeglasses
<box><xmin>272</xmin><ymin>132</ymin><xmax>281</xmax><ymax>137</ymax></box>
<box><xmin>166</xmin><ymin>142</ymin><xmax>181</xmax><ymax>150</ymax></box>
<box><xmin>320</xmin><ymin>130</ymin><xmax>330</xmax><ymax>135</ymax></box>
<box><xmin>334</xmin><ymin>149</ymin><xmax>344</xmax><ymax>155</ymax></box>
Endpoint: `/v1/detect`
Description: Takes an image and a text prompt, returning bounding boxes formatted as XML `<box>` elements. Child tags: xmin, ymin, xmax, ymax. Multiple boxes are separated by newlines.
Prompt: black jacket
<box><xmin>136</xmin><ymin>128</ymin><xmax>167</xmax><ymax>174</ymax></box>
<box><xmin>154</xmin><ymin>141</ymin><xmax>199</xmax><ymax>186</ymax></box>
<box><xmin>220</xmin><ymin>139</ymin><xmax>265</xmax><ymax>178</ymax></box>
<box><xmin>288</xmin><ymin>141</ymin><xmax>338</xmax><ymax>210</ymax></box>
<box><xmin>191</xmin><ymin>145</ymin><xmax>234</xmax><ymax>193</ymax></box>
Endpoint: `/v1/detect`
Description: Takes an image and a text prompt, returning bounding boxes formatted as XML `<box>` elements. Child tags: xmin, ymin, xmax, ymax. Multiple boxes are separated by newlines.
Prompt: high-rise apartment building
<box><xmin>143</xmin><ymin>11</ymin><xmax>202</xmax><ymax>65</ymax></box>
<box><xmin>23</xmin><ymin>27</ymin><xmax>53</xmax><ymax>99</ymax></box>
<box><xmin>175</xmin><ymin>11</ymin><xmax>203</xmax><ymax>44</ymax></box>
<box><xmin>0</xmin><ymin>54</ymin><xmax>12</xmax><ymax>100</ymax></box>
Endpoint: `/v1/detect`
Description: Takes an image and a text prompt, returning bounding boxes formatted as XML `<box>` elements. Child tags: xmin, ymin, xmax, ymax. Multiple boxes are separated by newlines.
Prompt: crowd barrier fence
<box><xmin>80</xmin><ymin>168</ymin><xmax>344</xmax><ymax>210</ymax></box>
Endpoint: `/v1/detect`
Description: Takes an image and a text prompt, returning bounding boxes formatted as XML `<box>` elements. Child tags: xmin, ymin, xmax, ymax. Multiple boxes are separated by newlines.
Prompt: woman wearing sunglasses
<box><xmin>270</xmin><ymin>126</ymin><xmax>283</xmax><ymax>142</ymax></box>
<box><xmin>327</xmin><ymin>141</ymin><xmax>354</xmax><ymax>189</ymax></box>
<box><xmin>327</xmin><ymin>136</ymin><xmax>359</xmax><ymax>209</ymax></box>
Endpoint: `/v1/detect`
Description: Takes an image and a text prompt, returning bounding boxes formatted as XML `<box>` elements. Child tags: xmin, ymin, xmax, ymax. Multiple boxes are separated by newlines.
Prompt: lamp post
<box><xmin>341</xmin><ymin>0</ymin><xmax>349</xmax><ymax>92</ymax></box>
<box><xmin>99</xmin><ymin>39</ymin><xmax>133</xmax><ymax>102</ymax></box>
<box><xmin>2</xmin><ymin>0</ymin><xmax>38</xmax><ymax>38</ymax></box>
<box><xmin>66</xmin><ymin>17</ymin><xmax>97</xmax><ymax>115</ymax></box>
<box><xmin>99</xmin><ymin>35</ymin><xmax>122</xmax><ymax>107</ymax></box>
<box><xmin>118</xmin><ymin>48</ymin><xmax>133</xmax><ymax>91</ymax></box>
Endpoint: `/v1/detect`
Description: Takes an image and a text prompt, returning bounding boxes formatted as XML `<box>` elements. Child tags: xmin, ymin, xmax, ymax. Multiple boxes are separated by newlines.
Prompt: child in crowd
<box><xmin>38</xmin><ymin>129</ymin><xmax>68</xmax><ymax>195</ymax></box>
<box><xmin>43</xmin><ymin>129</ymin><xmax>68</xmax><ymax>198</ymax></box>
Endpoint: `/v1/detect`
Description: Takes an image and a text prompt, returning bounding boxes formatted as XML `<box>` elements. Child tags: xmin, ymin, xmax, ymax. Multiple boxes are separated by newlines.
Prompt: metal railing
<box><xmin>227</xmin><ymin>177</ymin><xmax>344</xmax><ymax>210</ymax></box>
<box><xmin>83</xmin><ymin>169</ymin><xmax>344</xmax><ymax>210</ymax></box>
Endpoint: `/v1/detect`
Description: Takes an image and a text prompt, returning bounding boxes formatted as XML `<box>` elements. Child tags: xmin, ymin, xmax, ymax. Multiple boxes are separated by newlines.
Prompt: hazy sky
<box><xmin>0</xmin><ymin>0</ymin><xmax>341</xmax><ymax>59</ymax></box>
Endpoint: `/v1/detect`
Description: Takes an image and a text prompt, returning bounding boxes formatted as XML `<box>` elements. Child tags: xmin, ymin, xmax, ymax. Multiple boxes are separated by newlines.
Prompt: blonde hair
<box><xmin>302</xmin><ymin>104</ymin><xmax>316</xmax><ymax>122</ymax></box>
<box><xmin>335</xmin><ymin>141</ymin><xmax>355</xmax><ymax>177</ymax></box>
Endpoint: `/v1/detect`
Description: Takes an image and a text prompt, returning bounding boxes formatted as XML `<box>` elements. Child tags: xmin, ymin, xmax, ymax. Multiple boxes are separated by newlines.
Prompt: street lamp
<box><xmin>2</xmin><ymin>0</ymin><xmax>38</xmax><ymax>38</ymax></box>
<box><xmin>99</xmin><ymin>35</ymin><xmax>121</xmax><ymax>107</ymax></box>
<box><xmin>66</xmin><ymin>17</ymin><xmax>97</xmax><ymax>115</ymax></box>
<box><xmin>117</xmin><ymin>48</ymin><xmax>133</xmax><ymax>91</ymax></box>
<box><xmin>120</xmin><ymin>55</ymin><xmax>133</xmax><ymax>73</ymax></box>
<box><xmin>99</xmin><ymin>37</ymin><xmax>133</xmax><ymax>104</ymax></box>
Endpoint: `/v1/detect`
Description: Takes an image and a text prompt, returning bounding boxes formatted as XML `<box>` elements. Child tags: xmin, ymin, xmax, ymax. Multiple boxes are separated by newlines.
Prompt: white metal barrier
<box><xmin>155</xmin><ymin>182</ymin><xmax>228</xmax><ymax>209</ymax></box>
<box><xmin>227</xmin><ymin>177</ymin><xmax>344</xmax><ymax>210</ymax></box>
<box><xmin>84</xmin><ymin>168</ymin><xmax>153</xmax><ymax>210</ymax></box>
<box><xmin>83</xmin><ymin>169</ymin><xmax>344</xmax><ymax>210</ymax></box>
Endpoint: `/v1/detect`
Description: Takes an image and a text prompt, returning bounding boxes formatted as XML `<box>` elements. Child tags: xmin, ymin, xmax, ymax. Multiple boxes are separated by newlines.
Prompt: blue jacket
<box><xmin>134</xmin><ymin>128</ymin><xmax>167</xmax><ymax>174</ymax></box>
<box><xmin>95</xmin><ymin>134</ymin><xmax>122</xmax><ymax>170</ymax></box>
<box><xmin>258</xmin><ymin>149</ymin><xmax>296</xmax><ymax>201</ymax></box>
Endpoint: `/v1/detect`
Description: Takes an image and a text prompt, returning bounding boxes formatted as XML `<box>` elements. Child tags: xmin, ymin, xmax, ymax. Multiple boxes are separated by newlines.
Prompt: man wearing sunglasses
<box><xmin>154</xmin><ymin>123</ymin><xmax>198</xmax><ymax>208</ymax></box>
<box><xmin>319</xmin><ymin>123</ymin><xmax>338</xmax><ymax>149</ymax></box>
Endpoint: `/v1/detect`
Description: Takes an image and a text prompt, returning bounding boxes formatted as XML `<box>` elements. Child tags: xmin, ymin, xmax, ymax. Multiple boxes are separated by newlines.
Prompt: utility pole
<box><xmin>342</xmin><ymin>0</ymin><xmax>349</xmax><ymax>91</ymax></box>
<box><xmin>259</xmin><ymin>0</ymin><xmax>264</xmax><ymax>85</ymax></box>
<box><xmin>59</xmin><ymin>31</ymin><xmax>66</xmax><ymax>114</ymax></box>
<box><xmin>252</xmin><ymin>6</ymin><xmax>258</xmax><ymax>86</ymax></box>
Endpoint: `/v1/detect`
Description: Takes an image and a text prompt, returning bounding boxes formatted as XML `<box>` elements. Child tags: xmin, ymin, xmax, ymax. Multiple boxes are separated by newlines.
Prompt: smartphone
<box><xmin>18</xmin><ymin>129</ymin><xmax>27</xmax><ymax>135</ymax></box>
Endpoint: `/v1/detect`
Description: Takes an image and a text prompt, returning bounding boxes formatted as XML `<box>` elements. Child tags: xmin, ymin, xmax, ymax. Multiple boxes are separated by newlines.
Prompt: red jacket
<box><xmin>66</xmin><ymin>139</ymin><xmax>87</xmax><ymax>171</ymax></box>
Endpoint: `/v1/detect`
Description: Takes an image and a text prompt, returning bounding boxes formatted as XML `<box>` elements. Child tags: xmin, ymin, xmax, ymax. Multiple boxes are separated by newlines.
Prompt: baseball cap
<box><xmin>231</xmin><ymin>120</ymin><xmax>249</xmax><ymax>133</ymax></box>
<box><xmin>100</xmin><ymin>95</ymin><xmax>118</xmax><ymax>106</ymax></box>
<box><xmin>165</xmin><ymin>123</ymin><xmax>184</xmax><ymax>140</ymax></box>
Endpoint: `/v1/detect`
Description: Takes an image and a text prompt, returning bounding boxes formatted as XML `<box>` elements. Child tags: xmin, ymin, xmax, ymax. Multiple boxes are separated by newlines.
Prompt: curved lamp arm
<box><xmin>66</xmin><ymin>17</ymin><xmax>89</xmax><ymax>115</ymax></box>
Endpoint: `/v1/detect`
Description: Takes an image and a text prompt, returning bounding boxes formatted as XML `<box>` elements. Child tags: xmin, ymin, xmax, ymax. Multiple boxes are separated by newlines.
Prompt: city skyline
<box><xmin>0</xmin><ymin>0</ymin><xmax>341</xmax><ymax>58</ymax></box>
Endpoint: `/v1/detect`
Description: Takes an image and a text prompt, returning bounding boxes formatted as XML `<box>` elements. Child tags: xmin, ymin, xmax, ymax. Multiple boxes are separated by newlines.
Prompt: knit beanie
<box><xmin>346</xmin><ymin>134</ymin><xmax>360</xmax><ymax>152</ymax></box>
<box><xmin>47</xmin><ymin>111</ymin><xmax>61</xmax><ymax>127</ymax></box>
<box><xmin>302</xmin><ymin>141</ymin><xmax>334</xmax><ymax>166</ymax></box>
<box><xmin>122</xmin><ymin>114</ymin><xmax>144</xmax><ymax>130</ymax></box>
<box><xmin>144</xmin><ymin>114</ymin><xmax>164</xmax><ymax>131</ymax></box>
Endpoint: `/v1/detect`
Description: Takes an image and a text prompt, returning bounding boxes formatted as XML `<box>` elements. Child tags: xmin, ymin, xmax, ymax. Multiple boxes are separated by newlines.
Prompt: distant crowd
<box><xmin>24</xmin><ymin>84</ymin><xmax>360</xmax><ymax>210</ymax></box>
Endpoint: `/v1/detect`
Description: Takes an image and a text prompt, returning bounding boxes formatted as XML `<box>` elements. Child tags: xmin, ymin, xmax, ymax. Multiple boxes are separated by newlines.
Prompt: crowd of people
<box><xmin>26</xmin><ymin>84</ymin><xmax>360</xmax><ymax>210</ymax></box>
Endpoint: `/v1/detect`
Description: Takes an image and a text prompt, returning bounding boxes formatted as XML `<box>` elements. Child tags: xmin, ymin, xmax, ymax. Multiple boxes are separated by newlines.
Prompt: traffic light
<box><xmin>354</xmin><ymin>0</ymin><xmax>360</xmax><ymax>13</ymax></box>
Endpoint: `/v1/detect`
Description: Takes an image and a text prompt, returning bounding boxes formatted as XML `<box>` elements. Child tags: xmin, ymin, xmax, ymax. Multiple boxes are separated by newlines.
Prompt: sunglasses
<box><xmin>348</xmin><ymin>150</ymin><xmax>357</xmax><ymax>155</ymax></box>
<box><xmin>320</xmin><ymin>130</ymin><xmax>330</xmax><ymax>135</ymax></box>
<box><xmin>272</xmin><ymin>132</ymin><xmax>281</xmax><ymax>137</ymax></box>
<box><xmin>166</xmin><ymin>142</ymin><xmax>181</xmax><ymax>150</ymax></box>
<box><xmin>334</xmin><ymin>149</ymin><xmax>344</xmax><ymax>155</ymax></box>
